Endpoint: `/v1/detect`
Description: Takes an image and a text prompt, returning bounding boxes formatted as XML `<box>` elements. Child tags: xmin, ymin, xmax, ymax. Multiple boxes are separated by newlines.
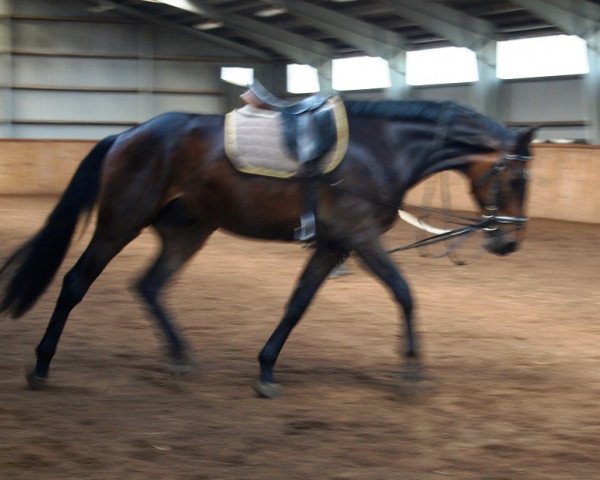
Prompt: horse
<box><xmin>0</xmin><ymin>97</ymin><xmax>535</xmax><ymax>397</ymax></box>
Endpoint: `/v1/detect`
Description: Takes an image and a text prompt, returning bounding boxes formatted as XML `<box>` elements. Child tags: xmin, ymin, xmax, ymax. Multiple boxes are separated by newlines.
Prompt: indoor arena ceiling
<box><xmin>85</xmin><ymin>0</ymin><xmax>600</xmax><ymax>63</ymax></box>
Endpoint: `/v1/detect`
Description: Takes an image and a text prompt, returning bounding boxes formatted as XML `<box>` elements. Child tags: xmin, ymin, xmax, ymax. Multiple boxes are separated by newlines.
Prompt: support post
<box><xmin>138</xmin><ymin>24</ymin><xmax>155</xmax><ymax>121</ymax></box>
<box><xmin>584</xmin><ymin>37</ymin><xmax>600</xmax><ymax>144</ymax></box>
<box><xmin>316</xmin><ymin>59</ymin><xmax>333</xmax><ymax>95</ymax></box>
<box><xmin>386</xmin><ymin>50</ymin><xmax>410</xmax><ymax>99</ymax></box>
<box><xmin>473</xmin><ymin>41</ymin><xmax>502</xmax><ymax>121</ymax></box>
<box><xmin>0</xmin><ymin>0</ymin><xmax>13</xmax><ymax>137</ymax></box>
<box><xmin>254</xmin><ymin>62</ymin><xmax>287</xmax><ymax>95</ymax></box>
<box><xmin>222</xmin><ymin>80</ymin><xmax>247</xmax><ymax>112</ymax></box>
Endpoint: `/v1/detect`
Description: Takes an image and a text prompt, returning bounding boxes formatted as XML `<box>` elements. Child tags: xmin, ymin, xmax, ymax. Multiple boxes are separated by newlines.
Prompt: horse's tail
<box><xmin>0</xmin><ymin>134</ymin><xmax>118</xmax><ymax>318</ymax></box>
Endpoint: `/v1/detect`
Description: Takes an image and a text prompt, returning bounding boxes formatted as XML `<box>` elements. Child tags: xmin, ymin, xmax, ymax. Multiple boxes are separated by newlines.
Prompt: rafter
<box><xmin>511</xmin><ymin>0</ymin><xmax>600</xmax><ymax>52</ymax></box>
<box><xmin>94</xmin><ymin>0</ymin><xmax>271</xmax><ymax>60</ymax></box>
<box><xmin>260</xmin><ymin>0</ymin><xmax>406</xmax><ymax>60</ymax></box>
<box><xmin>378</xmin><ymin>0</ymin><xmax>497</xmax><ymax>52</ymax></box>
<box><xmin>184</xmin><ymin>0</ymin><xmax>333</xmax><ymax>66</ymax></box>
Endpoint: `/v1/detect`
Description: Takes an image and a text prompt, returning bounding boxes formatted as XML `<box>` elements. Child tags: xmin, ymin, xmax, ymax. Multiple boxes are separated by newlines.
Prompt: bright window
<box><xmin>497</xmin><ymin>35</ymin><xmax>589</xmax><ymax>79</ymax></box>
<box><xmin>220</xmin><ymin>67</ymin><xmax>254</xmax><ymax>86</ymax></box>
<box><xmin>406</xmin><ymin>47</ymin><xmax>478</xmax><ymax>86</ymax></box>
<box><xmin>332</xmin><ymin>56</ymin><xmax>391</xmax><ymax>91</ymax></box>
<box><xmin>287</xmin><ymin>64</ymin><xmax>320</xmax><ymax>93</ymax></box>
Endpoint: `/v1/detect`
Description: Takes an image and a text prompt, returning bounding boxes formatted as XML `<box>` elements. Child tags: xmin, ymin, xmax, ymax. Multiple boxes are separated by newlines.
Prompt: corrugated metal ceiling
<box><xmin>83</xmin><ymin>0</ymin><xmax>591</xmax><ymax>62</ymax></box>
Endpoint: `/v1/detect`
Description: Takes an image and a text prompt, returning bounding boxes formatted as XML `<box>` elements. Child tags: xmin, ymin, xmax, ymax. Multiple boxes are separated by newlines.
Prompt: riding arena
<box><xmin>1</xmin><ymin>1</ymin><xmax>599</xmax><ymax>479</ymax></box>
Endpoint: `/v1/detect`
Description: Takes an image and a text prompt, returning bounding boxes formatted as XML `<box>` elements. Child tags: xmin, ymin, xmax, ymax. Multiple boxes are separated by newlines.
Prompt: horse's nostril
<box><xmin>483</xmin><ymin>235</ymin><xmax>519</xmax><ymax>256</ymax></box>
<box><xmin>500</xmin><ymin>241</ymin><xmax>517</xmax><ymax>255</ymax></box>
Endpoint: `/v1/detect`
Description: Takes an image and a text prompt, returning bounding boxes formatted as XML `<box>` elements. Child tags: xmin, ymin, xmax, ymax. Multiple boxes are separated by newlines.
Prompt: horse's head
<box><xmin>465</xmin><ymin>127</ymin><xmax>536</xmax><ymax>256</ymax></box>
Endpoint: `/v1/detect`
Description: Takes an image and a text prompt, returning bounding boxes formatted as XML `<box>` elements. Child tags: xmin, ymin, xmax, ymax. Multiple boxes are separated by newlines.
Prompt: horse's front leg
<box><xmin>353</xmin><ymin>237</ymin><xmax>423</xmax><ymax>378</ymax></box>
<box><xmin>254</xmin><ymin>245</ymin><xmax>345</xmax><ymax>398</ymax></box>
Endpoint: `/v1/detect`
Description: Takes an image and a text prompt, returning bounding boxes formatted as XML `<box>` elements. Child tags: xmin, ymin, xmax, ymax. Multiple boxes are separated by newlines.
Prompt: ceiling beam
<box><xmin>378</xmin><ymin>0</ymin><xmax>498</xmax><ymax>51</ymax></box>
<box><xmin>90</xmin><ymin>0</ymin><xmax>272</xmax><ymax>60</ymax></box>
<box><xmin>260</xmin><ymin>0</ymin><xmax>406</xmax><ymax>60</ymax></box>
<box><xmin>371</xmin><ymin>1</ymin><xmax>501</xmax><ymax>116</ymax></box>
<box><xmin>511</xmin><ymin>0</ymin><xmax>600</xmax><ymax>52</ymax></box>
<box><xmin>512</xmin><ymin>0</ymin><xmax>600</xmax><ymax>142</ymax></box>
<box><xmin>183</xmin><ymin>0</ymin><xmax>333</xmax><ymax>66</ymax></box>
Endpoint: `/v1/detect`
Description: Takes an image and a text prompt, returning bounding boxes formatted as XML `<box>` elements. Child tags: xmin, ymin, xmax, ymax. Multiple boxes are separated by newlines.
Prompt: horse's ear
<box><xmin>515</xmin><ymin>126</ymin><xmax>539</xmax><ymax>149</ymax></box>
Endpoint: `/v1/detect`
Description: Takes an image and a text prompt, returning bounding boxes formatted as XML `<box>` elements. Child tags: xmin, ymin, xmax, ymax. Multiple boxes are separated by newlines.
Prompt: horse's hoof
<box><xmin>252</xmin><ymin>380</ymin><xmax>281</xmax><ymax>399</ymax></box>
<box><xmin>400</xmin><ymin>363</ymin><xmax>428</xmax><ymax>382</ymax></box>
<box><xmin>164</xmin><ymin>360</ymin><xmax>193</xmax><ymax>376</ymax></box>
<box><xmin>163</xmin><ymin>349</ymin><xmax>194</xmax><ymax>375</ymax></box>
<box><xmin>26</xmin><ymin>371</ymin><xmax>48</xmax><ymax>390</ymax></box>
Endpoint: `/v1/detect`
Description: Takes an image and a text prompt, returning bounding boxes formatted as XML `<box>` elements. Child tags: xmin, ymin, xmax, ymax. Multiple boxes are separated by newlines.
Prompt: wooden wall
<box><xmin>0</xmin><ymin>140</ymin><xmax>598</xmax><ymax>224</ymax></box>
<box><xmin>0</xmin><ymin>139</ymin><xmax>94</xmax><ymax>194</ymax></box>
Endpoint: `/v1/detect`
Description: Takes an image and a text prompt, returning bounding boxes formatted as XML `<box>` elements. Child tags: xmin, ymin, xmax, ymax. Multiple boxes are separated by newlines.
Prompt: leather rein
<box><xmin>388</xmin><ymin>153</ymin><xmax>530</xmax><ymax>254</ymax></box>
<box><xmin>326</xmin><ymin>101</ymin><xmax>530</xmax><ymax>256</ymax></box>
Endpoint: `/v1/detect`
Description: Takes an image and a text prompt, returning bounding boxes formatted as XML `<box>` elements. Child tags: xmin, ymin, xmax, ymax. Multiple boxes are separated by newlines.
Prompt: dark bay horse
<box><xmin>0</xmin><ymin>99</ymin><xmax>534</xmax><ymax>397</ymax></box>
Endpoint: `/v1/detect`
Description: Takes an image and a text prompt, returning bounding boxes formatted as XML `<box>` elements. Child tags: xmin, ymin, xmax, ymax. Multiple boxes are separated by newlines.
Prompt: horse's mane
<box><xmin>343</xmin><ymin>99</ymin><xmax>511</xmax><ymax>142</ymax></box>
<box><xmin>344</xmin><ymin>99</ymin><xmax>447</xmax><ymax>124</ymax></box>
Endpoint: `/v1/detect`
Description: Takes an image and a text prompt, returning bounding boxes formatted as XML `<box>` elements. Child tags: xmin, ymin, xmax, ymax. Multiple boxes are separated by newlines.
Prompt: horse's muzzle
<box><xmin>483</xmin><ymin>229</ymin><xmax>520</xmax><ymax>256</ymax></box>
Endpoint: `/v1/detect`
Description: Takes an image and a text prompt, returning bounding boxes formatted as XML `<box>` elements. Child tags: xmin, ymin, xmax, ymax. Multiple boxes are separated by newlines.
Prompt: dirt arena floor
<box><xmin>0</xmin><ymin>196</ymin><xmax>598</xmax><ymax>480</ymax></box>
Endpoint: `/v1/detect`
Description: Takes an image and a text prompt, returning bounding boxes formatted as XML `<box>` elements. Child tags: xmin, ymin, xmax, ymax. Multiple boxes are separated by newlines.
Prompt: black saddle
<box><xmin>241</xmin><ymin>81</ymin><xmax>336</xmax><ymax>164</ymax></box>
<box><xmin>240</xmin><ymin>82</ymin><xmax>343</xmax><ymax>241</ymax></box>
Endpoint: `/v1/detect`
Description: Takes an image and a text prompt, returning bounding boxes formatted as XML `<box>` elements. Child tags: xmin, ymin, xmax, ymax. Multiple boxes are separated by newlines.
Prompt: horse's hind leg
<box><xmin>29</xmin><ymin>228</ymin><xmax>140</xmax><ymax>388</ymax></box>
<box><xmin>135</xmin><ymin>200</ymin><xmax>214</xmax><ymax>372</ymax></box>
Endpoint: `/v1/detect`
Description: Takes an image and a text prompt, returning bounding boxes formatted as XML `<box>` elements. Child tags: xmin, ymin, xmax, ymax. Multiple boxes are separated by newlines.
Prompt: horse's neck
<box><xmin>416</xmin><ymin>153</ymin><xmax>471</xmax><ymax>180</ymax></box>
<box><xmin>400</xmin><ymin>134</ymin><xmax>472</xmax><ymax>190</ymax></box>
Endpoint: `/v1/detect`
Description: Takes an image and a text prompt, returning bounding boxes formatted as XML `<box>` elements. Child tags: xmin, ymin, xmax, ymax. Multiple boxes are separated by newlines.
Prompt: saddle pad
<box><xmin>224</xmin><ymin>97</ymin><xmax>348</xmax><ymax>179</ymax></box>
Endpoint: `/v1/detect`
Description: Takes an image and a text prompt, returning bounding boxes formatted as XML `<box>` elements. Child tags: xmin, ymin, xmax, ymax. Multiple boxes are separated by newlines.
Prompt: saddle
<box><xmin>226</xmin><ymin>81</ymin><xmax>349</xmax><ymax>241</ymax></box>
<box><xmin>240</xmin><ymin>81</ymin><xmax>338</xmax><ymax>166</ymax></box>
<box><xmin>241</xmin><ymin>81</ymin><xmax>329</xmax><ymax>115</ymax></box>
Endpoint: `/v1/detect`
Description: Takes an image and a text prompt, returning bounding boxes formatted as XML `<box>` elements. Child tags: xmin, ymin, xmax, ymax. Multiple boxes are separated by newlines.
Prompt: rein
<box><xmin>328</xmin><ymin>151</ymin><xmax>530</xmax><ymax>256</ymax></box>
<box><xmin>327</xmin><ymin>100</ymin><xmax>530</xmax><ymax>258</ymax></box>
<box><xmin>388</xmin><ymin>152</ymin><xmax>530</xmax><ymax>254</ymax></box>
<box><xmin>396</xmin><ymin>151</ymin><xmax>530</xmax><ymax>255</ymax></box>
<box><xmin>388</xmin><ymin>212</ymin><xmax>527</xmax><ymax>254</ymax></box>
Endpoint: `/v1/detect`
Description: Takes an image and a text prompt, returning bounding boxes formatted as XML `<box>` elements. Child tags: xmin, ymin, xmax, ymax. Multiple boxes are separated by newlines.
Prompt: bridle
<box><xmin>419</xmin><ymin>102</ymin><xmax>529</xmax><ymax>229</ymax></box>
<box><xmin>327</xmin><ymin>101</ymin><xmax>532</xmax><ymax>255</ymax></box>
<box><xmin>473</xmin><ymin>152</ymin><xmax>530</xmax><ymax>233</ymax></box>
<box><xmin>388</xmin><ymin>99</ymin><xmax>532</xmax><ymax>254</ymax></box>
<box><xmin>388</xmin><ymin>152</ymin><xmax>531</xmax><ymax>255</ymax></box>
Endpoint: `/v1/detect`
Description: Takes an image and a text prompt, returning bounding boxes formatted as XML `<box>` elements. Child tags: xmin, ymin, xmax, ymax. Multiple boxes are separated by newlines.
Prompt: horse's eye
<box><xmin>510</xmin><ymin>172</ymin><xmax>529</xmax><ymax>191</ymax></box>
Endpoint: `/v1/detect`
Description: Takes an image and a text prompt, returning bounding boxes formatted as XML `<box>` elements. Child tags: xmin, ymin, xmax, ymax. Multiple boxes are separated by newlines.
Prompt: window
<box><xmin>332</xmin><ymin>56</ymin><xmax>391</xmax><ymax>91</ymax></box>
<box><xmin>220</xmin><ymin>67</ymin><xmax>254</xmax><ymax>86</ymax></box>
<box><xmin>496</xmin><ymin>35</ymin><xmax>589</xmax><ymax>79</ymax></box>
<box><xmin>406</xmin><ymin>47</ymin><xmax>478</xmax><ymax>86</ymax></box>
<box><xmin>287</xmin><ymin>64</ymin><xmax>320</xmax><ymax>93</ymax></box>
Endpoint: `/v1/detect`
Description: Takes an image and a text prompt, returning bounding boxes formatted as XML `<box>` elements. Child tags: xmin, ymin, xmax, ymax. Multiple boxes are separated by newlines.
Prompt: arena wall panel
<box><xmin>2</xmin><ymin>0</ymin><xmax>257</xmax><ymax>139</ymax></box>
<box><xmin>0</xmin><ymin>140</ymin><xmax>598</xmax><ymax>224</ymax></box>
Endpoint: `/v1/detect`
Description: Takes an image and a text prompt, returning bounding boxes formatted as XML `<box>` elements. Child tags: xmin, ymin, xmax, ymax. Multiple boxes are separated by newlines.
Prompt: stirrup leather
<box><xmin>294</xmin><ymin>212</ymin><xmax>316</xmax><ymax>242</ymax></box>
